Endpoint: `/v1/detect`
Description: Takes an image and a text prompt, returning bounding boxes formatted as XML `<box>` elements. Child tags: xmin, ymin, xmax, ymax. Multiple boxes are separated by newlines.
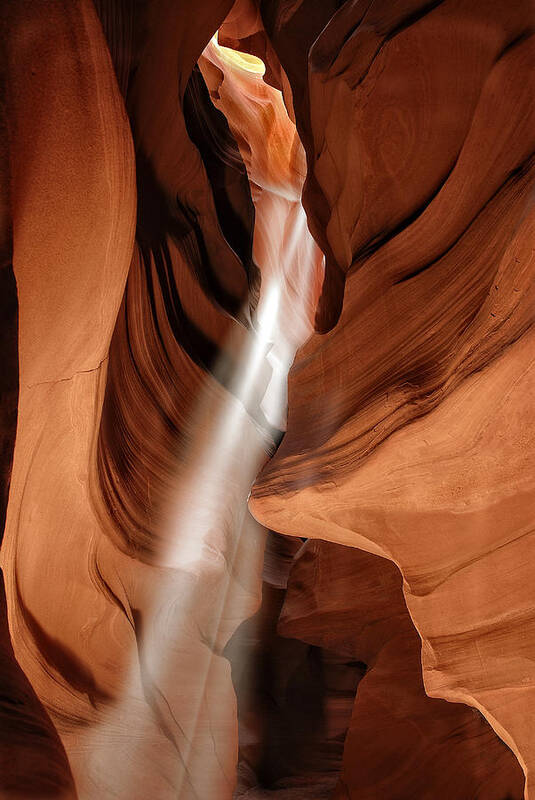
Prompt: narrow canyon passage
<box><xmin>73</xmin><ymin>49</ymin><xmax>323</xmax><ymax>792</ymax></box>
<box><xmin>0</xmin><ymin>1</ymin><xmax>533</xmax><ymax>799</ymax></box>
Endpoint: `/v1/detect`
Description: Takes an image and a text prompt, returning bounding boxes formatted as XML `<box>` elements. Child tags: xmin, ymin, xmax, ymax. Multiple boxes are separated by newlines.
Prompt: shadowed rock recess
<box><xmin>0</xmin><ymin>0</ymin><xmax>532</xmax><ymax>798</ymax></box>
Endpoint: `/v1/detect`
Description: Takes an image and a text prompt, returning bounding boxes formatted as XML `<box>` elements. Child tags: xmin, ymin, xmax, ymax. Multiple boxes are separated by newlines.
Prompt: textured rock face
<box><xmin>0</xmin><ymin>570</ymin><xmax>77</xmax><ymax>799</ymax></box>
<box><xmin>0</xmin><ymin>0</ymin><xmax>533</xmax><ymax>798</ymax></box>
<box><xmin>95</xmin><ymin>0</ymin><xmax>256</xmax><ymax>561</ymax></box>
<box><xmin>1</xmin><ymin>2</ymin><xmax>317</xmax><ymax>797</ymax></box>
<box><xmin>249</xmin><ymin>0</ymin><xmax>535</xmax><ymax>793</ymax></box>
<box><xmin>1</xmin><ymin>1</ymin><xmax>260</xmax><ymax>795</ymax></box>
<box><xmin>225</xmin><ymin>528</ymin><xmax>527</xmax><ymax>799</ymax></box>
<box><xmin>279</xmin><ymin>539</ymin><xmax>525</xmax><ymax>800</ymax></box>
<box><xmin>0</xmin><ymin>1</ymin><xmax>135</xmax><ymax>796</ymax></box>
<box><xmin>257</xmin><ymin>0</ymin><xmax>535</xmax><ymax>333</ymax></box>
<box><xmin>226</xmin><ymin>533</ymin><xmax>365</xmax><ymax>799</ymax></box>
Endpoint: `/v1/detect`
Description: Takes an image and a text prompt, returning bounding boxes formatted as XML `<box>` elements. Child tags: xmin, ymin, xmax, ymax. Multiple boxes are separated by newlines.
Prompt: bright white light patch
<box><xmin>210</xmin><ymin>31</ymin><xmax>266</xmax><ymax>76</ymax></box>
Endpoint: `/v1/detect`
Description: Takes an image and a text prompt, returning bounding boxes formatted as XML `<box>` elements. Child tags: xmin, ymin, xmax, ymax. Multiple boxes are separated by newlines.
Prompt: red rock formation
<box><xmin>0</xmin><ymin>2</ymin><xmax>135</xmax><ymax>795</ymax></box>
<box><xmin>0</xmin><ymin>3</ymin><xmax>320</xmax><ymax>797</ymax></box>
<box><xmin>250</xmin><ymin>3</ymin><xmax>535</xmax><ymax>794</ymax></box>
<box><xmin>227</xmin><ymin>533</ymin><xmax>364</xmax><ymax>798</ymax></box>
<box><xmin>200</xmin><ymin>31</ymin><xmax>325</xmax><ymax>424</ymax></box>
<box><xmin>0</xmin><ymin>570</ymin><xmax>77</xmax><ymax>799</ymax></box>
<box><xmin>0</xmin><ymin>0</ymin><xmax>263</xmax><ymax>792</ymax></box>
<box><xmin>280</xmin><ymin>539</ymin><xmax>525</xmax><ymax>800</ymax></box>
<box><xmin>95</xmin><ymin>0</ymin><xmax>259</xmax><ymax>560</ymax></box>
<box><xmin>0</xmin><ymin>0</ymin><xmax>533</xmax><ymax>797</ymax></box>
<box><xmin>252</xmin><ymin>321</ymin><xmax>535</xmax><ymax>794</ymax></box>
<box><xmin>257</xmin><ymin>0</ymin><xmax>534</xmax><ymax>332</ymax></box>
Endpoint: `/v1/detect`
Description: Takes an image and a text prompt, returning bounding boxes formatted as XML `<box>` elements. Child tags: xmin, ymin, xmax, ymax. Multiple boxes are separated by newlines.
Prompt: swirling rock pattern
<box><xmin>226</xmin><ymin>533</ymin><xmax>364</xmax><ymax>798</ymax></box>
<box><xmin>250</xmin><ymin>1</ymin><xmax>535</xmax><ymax>793</ymax></box>
<box><xmin>0</xmin><ymin>0</ymin><xmax>136</xmax><ymax>794</ymax></box>
<box><xmin>0</xmin><ymin>0</ymin><xmax>533</xmax><ymax>798</ymax></box>
<box><xmin>279</xmin><ymin>539</ymin><xmax>525</xmax><ymax>799</ymax></box>
<box><xmin>0</xmin><ymin>2</ymin><xmax>317</xmax><ymax>797</ymax></box>
<box><xmin>225</xmin><ymin>527</ymin><xmax>526</xmax><ymax>798</ymax></box>
<box><xmin>0</xmin><ymin>570</ymin><xmax>77</xmax><ymax>799</ymax></box>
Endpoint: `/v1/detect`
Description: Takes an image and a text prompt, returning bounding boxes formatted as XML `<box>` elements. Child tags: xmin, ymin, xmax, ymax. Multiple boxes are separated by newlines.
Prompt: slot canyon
<box><xmin>0</xmin><ymin>1</ymin><xmax>533</xmax><ymax>798</ymax></box>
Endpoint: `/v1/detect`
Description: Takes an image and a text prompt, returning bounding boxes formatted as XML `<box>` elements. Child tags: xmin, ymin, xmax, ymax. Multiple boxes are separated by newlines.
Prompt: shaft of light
<box><xmin>76</xmin><ymin>32</ymin><xmax>323</xmax><ymax>800</ymax></box>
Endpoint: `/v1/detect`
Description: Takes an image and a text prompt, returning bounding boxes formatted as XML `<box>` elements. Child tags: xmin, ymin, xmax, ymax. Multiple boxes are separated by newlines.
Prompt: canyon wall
<box><xmin>0</xmin><ymin>1</ymin><xmax>533</xmax><ymax>798</ymax></box>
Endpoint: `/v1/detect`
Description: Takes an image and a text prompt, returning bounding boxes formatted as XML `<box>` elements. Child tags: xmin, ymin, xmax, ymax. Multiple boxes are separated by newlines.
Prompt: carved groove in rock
<box><xmin>0</xmin><ymin>1</ymin><xmax>532</xmax><ymax>798</ymax></box>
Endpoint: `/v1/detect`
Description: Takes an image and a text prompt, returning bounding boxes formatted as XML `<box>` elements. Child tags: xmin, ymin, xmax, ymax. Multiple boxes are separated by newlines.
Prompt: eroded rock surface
<box><xmin>0</xmin><ymin>0</ymin><xmax>532</xmax><ymax>798</ymax></box>
<box><xmin>280</xmin><ymin>539</ymin><xmax>526</xmax><ymax>800</ymax></box>
<box><xmin>250</xmin><ymin>2</ymin><xmax>535</xmax><ymax>793</ymax></box>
